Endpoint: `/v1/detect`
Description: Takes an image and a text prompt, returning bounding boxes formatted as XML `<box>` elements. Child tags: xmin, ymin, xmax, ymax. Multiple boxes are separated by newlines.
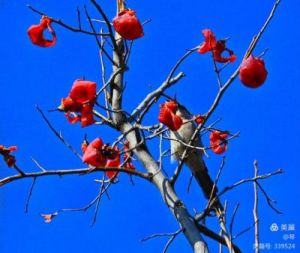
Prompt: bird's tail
<box><xmin>188</xmin><ymin>156</ymin><xmax>238</xmax><ymax>252</ymax></box>
<box><xmin>186</xmin><ymin>153</ymin><xmax>222</xmax><ymax>208</ymax></box>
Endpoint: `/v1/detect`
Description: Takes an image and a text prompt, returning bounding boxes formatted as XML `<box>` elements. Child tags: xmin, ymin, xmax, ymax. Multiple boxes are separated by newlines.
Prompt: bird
<box><xmin>169</xmin><ymin>101</ymin><xmax>237</xmax><ymax>252</ymax></box>
<box><xmin>170</xmin><ymin>102</ymin><xmax>220</xmax><ymax>207</ymax></box>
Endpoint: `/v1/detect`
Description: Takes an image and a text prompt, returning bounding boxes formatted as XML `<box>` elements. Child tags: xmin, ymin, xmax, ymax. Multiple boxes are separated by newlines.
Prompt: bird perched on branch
<box><xmin>169</xmin><ymin>101</ymin><xmax>221</xmax><ymax>208</ymax></box>
<box><xmin>168</xmin><ymin>101</ymin><xmax>238</xmax><ymax>251</ymax></box>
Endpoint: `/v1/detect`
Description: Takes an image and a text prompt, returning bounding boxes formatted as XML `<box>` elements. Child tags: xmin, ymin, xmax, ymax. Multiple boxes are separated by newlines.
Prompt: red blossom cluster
<box><xmin>113</xmin><ymin>9</ymin><xmax>144</xmax><ymax>40</ymax></box>
<box><xmin>27</xmin><ymin>16</ymin><xmax>56</xmax><ymax>47</ymax></box>
<box><xmin>158</xmin><ymin>100</ymin><xmax>183</xmax><ymax>131</ymax></box>
<box><xmin>0</xmin><ymin>145</ymin><xmax>17</xmax><ymax>167</ymax></box>
<box><xmin>59</xmin><ymin>80</ymin><xmax>96</xmax><ymax>127</ymax></box>
<box><xmin>198</xmin><ymin>29</ymin><xmax>237</xmax><ymax>63</ymax></box>
<box><xmin>82</xmin><ymin>138</ymin><xmax>135</xmax><ymax>179</ymax></box>
<box><xmin>209</xmin><ymin>130</ymin><xmax>229</xmax><ymax>154</ymax></box>
<box><xmin>158</xmin><ymin>100</ymin><xmax>231</xmax><ymax>154</ymax></box>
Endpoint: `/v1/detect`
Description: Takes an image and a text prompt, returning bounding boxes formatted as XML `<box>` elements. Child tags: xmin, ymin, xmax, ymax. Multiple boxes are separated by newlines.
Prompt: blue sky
<box><xmin>0</xmin><ymin>0</ymin><xmax>299</xmax><ymax>252</ymax></box>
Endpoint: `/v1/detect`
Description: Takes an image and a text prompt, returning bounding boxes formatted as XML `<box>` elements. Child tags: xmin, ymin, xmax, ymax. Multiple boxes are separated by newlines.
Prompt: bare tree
<box><xmin>0</xmin><ymin>0</ymin><xmax>284</xmax><ymax>252</ymax></box>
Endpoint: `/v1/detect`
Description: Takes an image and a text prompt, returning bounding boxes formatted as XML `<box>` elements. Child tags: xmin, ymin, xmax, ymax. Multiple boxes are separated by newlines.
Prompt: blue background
<box><xmin>0</xmin><ymin>0</ymin><xmax>299</xmax><ymax>252</ymax></box>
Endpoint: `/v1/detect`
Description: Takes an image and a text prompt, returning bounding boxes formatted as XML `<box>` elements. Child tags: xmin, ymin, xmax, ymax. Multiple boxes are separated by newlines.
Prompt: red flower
<box><xmin>105</xmin><ymin>146</ymin><xmax>121</xmax><ymax>179</ymax></box>
<box><xmin>27</xmin><ymin>16</ymin><xmax>57</xmax><ymax>47</ymax></box>
<box><xmin>158</xmin><ymin>100</ymin><xmax>183</xmax><ymax>131</ymax></box>
<box><xmin>60</xmin><ymin>97</ymin><xmax>82</xmax><ymax>112</ymax></box>
<box><xmin>82</xmin><ymin>138</ymin><xmax>122</xmax><ymax>179</ymax></box>
<box><xmin>80</xmin><ymin>104</ymin><xmax>96</xmax><ymax>127</ymax></box>
<box><xmin>198</xmin><ymin>29</ymin><xmax>217</xmax><ymax>54</ymax></box>
<box><xmin>59</xmin><ymin>80</ymin><xmax>96</xmax><ymax>127</ymax></box>
<box><xmin>194</xmin><ymin>115</ymin><xmax>205</xmax><ymax>125</ymax></box>
<box><xmin>212</xmin><ymin>40</ymin><xmax>237</xmax><ymax>63</ymax></box>
<box><xmin>0</xmin><ymin>145</ymin><xmax>17</xmax><ymax>167</ymax></box>
<box><xmin>198</xmin><ymin>29</ymin><xmax>237</xmax><ymax>63</ymax></box>
<box><xmin>209</xmin><ymin>130</ymin><xmax>229</xmax><ymax>154</ymax></box>
<box><xmin>113</xmin><ymin>9</ymin><xmax>144</xmax><ymax>40</ymax></box>
<box><xmin>69</xmin><ymin>80</ymin><xmax>96</xmax><ymax>104</ymax></box>
<box><xmin>82</xmin><ymin>138</ymin><xmax>106</xmax><ymax>167</ymax></box>
<box><xmin>239</xmin><ymin>55</ymin><xmax>268</xmax><ymax>88</ymax></box>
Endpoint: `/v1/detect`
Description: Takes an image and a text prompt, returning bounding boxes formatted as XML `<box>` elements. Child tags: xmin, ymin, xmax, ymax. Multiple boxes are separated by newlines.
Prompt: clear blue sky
<box><xmin>0</xmin><ymin>0</ymin><xmax>299</xmax><ymax>252</ymax></box>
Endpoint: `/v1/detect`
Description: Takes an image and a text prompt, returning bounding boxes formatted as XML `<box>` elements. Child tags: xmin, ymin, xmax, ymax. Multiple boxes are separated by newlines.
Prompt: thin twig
<box><xmin>36</xmin><ymin>105</ymin><xmax>82</xmax><ymax>159</ymax></box>
<box><xmin>130</xmin><ymin>47</ymin><xmax>200</xmax><ymax>122</ymax></box>
<box><xmin>195</xmin><ymin>168</ymin><xmax>283</xmax><ymax>222</ymax></box>
<box><xmin>229</xmin><ymin>203</ymin><xmax>240</xmax><ymax>243</ymax></box>
<box><xmin>84</xmin><ymin>5</ymin><xmax>117</xmax><ymax>66</ymax></box>
<box><xmin>253</xmin><ymin>160</ymin><xmax>260</xmax><ymax>253</ymax></box>
<box><xmin>31</xmin><ymin>157</ymin><xmax>46</xmax><ymax>172</ymax></box>
<box><xmin>25</xmin><ymin>177</ymin><xmax>37</xmax><ymax>213</ymax></box>
<box><xmin>141</xmin><ymin>228</ymin><xmax>182</xmax><ymax>253</ymax></box>
<box><xmin>218</xmin><ymin>169</ymin><xmax>283</xmax><ymax>199</ymax></box>
<box><xmin>77</xmin><ymin>7</ymin><xmax>82</xmax><ymax>30</ymax></box>
<box><xmin>90</xmin><ymin>0</ymin><xmax>118</xmax><ymax>50</ymax></box>
<box><xmin>58</xmin><ymin>180</ymin><xmax>112</xmax><ymax>216</ymax></box>
<box><xmin>163</xmin><ymin>229</ymin><xmax>182</xmax><ymax>253</ymax></box>
<box><xmin>232</xmin><ymin>221</ymin><xmax>257</xmax><ymax>240</ymax></box>
<box><xmin>243</xmin><ymin>0</ymin><xmax>282</xmax><ymax>60</ymax></box>
<box><xmin>187</xmin><ymin>174</ymin><xmax>194</xmax><ymax>193</ymax></box>
<box><xmin>256</xmin><ymin>182</ymin><xmax>282</xmax><ymax>214</ymax></box>
<box><xmin>96</xmin><ymin>68</ymin><xmax>123</xmax><ymax>97</ymax></box>
<box><xmin>91</xmin><ymin>174</ymin><xmax>106</xmax><ymax>225</ymax></box>
<box><xmin>141</xmin><ymin>228</ymin><xmax>182</xmax><ymax>242</ymax></box>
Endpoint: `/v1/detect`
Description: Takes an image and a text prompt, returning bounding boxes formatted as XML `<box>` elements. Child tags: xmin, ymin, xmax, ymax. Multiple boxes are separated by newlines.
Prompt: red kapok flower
<box><xmin>69</xmin><ymin>80</ymin><xmax>96</xmax><ymax>104</ymax></box>
<box><xmin>0</xmin><ymin>145</ymin><xmax>17</xmax><ymax>167</ymax></box>
<box><xmin>113</xmin><ymin>9</ymin><xmax>144</xmax><ymax>40</ymax></box>
<box><xmin>82</xmin><ymin>138</ymin><xmax>106</xmax><ymax>167</ymax></box>
<box><xmin>198</xmin><ymin>29</ymin><xmax>237</xmax><ymax>63</ymax></box>
<box><xmin>209</xmin><ymin>130</ymin><xmax>229</xmax><ymax>154</ymax></box>
<box><xmin>212</xmin><ymin>40</ymin><xmax>237</xmax><ymax>63</ymax></box>
<box><xmin>198</xmin><ymin>29</ymin><xmax>217</xmax><ymax>54</ymax></box>
<box><xmin>194</xmin><ymin>115</ymin><xmax>205</xmax><ymax>125</ymax></box>
<box><xmin>65</xmin><ymin>113</ymin><xmax>81</xmax><ymax>124</ymax></box>
<box><xmin>105</xmin><ymin>146</ymin><xmax>121</xmax><ymax>179</ymax></box>
<box><xmin>59</xmin><ymin>80</ymin><xmax>96</xmax><ymax>127</ymax></box>
<box><xmin>158</xmin><ymin>100</ymin><xmax>183</xmax><ymax>131</ymax></box>
<box><xmin>60</xmin><ymin>97</ymin><xmax>82</xmax><ymax>112</ymax></box>
<box><xmin>27</xmin><ymin>16</ymin><xmax>57</xmax><ymax>47</ymax></box>
<box><xmin>80</xmin><ymin>104</ymin><xmax>96</xmax><ymax>127</ymax></box>
<box><xmin>239</xmin><ymin>55</ymin><xmax>268</xmax><ymax>88</ymax></box>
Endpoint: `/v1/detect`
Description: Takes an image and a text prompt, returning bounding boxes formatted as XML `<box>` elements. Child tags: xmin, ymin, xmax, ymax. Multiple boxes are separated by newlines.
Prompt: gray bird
<box><xmin>170</xmin><ymin>102</ymin><xmax>236</xmax><ymax>252</ymax></box>
<box><xmin>170</xmin><ymin>103</ymin><xmax>219</xmax><ymax>205</ymax></box>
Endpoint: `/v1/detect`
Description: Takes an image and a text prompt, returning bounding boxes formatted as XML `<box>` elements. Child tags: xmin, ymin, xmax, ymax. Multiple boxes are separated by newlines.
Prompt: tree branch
<box><xmin>27</xmin><ymin>5</ymin><xmax>110</xmax><ymax>37</ymax></box>
<box><xmin>196</xmin><ymin>224</ymin><xmax>241</xmax><ymax>253</ymax></box>
<box><xmin>36</xmin><ymin>105</ymin><xmax>82</xmax><ymax>159</ymax></box>
<box><xmin>0</xmin><ymin>167</ymin><xmax>151</xmax><ymax>186</ymax></box>
<box><xmin>253</xmin><ymin>160</ymin><xmax>260</xmax><ymax>253</ymax></box>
